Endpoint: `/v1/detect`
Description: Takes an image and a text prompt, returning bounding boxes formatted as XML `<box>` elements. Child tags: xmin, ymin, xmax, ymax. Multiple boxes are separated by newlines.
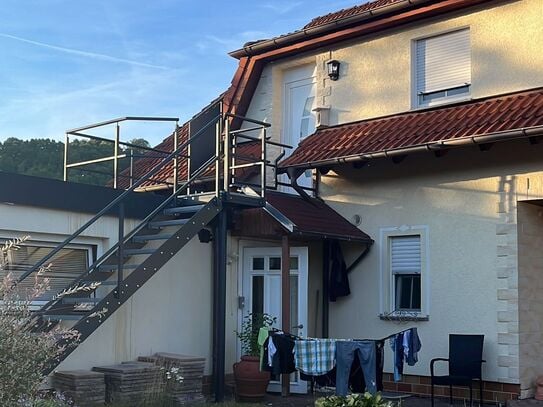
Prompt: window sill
<box><xmin>379</xmin><ymin>313</ymin><xmax>429</xmax><ymax>322</ymax></box>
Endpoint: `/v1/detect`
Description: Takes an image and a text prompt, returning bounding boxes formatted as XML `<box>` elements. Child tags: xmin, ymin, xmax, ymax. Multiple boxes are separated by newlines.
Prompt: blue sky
<box><xmin>0</xmin><ymin>0</ymin><xmax>360</xmax><ymax>146</ymax></box>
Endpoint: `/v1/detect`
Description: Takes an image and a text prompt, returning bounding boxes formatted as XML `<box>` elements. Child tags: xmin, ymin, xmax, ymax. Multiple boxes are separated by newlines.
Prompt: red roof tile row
<box><xmin>304</xmin><ymin>0</ymin><xmax>403</xmax><ymax>29</ymax></box>
<box><xmin>266</xmin><ymin>191</ymin><xmax>372</xmax><ymax>242</ymax></box>
<box><xmin>280</xmin><ymin>88</ymin><xmax>543</xmax><ymax>168</ymax></box>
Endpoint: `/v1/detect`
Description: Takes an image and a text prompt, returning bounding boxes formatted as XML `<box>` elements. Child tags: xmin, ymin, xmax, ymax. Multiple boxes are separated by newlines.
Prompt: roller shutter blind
<box><xmin>390</xmin><ymin>235</ymin><xmax>421</xmax><ymax>275</ymax></box>
<box><xmin>416</xmin><ymin>28</ymin><xmax>471</xmax><ymax>94</ymax></box>
<box><xmin>1</xmin><ymin>244</ymin><xmax>89</xmax><ymax>300</ymax></box>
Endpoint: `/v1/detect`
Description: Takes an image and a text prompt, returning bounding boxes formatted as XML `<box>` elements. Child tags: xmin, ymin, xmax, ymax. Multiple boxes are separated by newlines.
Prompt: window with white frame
<box><xmin>391</xmin><ymin>235</ymin><xmax>421</xmax><ymax>311</ymax></box>
<box><xmin>380</xmin><ymin>226</ymin><xmax>428</xmax><ymax>319</ymax></box>
<box><xmin>415</xmin><ymin>28</ymin><xmax>471</xmax><ymax>107</ymax></box>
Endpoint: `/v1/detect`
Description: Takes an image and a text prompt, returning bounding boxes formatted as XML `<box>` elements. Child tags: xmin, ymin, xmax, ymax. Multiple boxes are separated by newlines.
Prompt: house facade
<box><xmin>227</xmin><ymin>0</ymin><xmax>543</xmax><ymax>400</ymax></box>
<box><xmin>4</xmin><ymin>0</ymin><xmax>543</xmax><ymax>403</ymax></box>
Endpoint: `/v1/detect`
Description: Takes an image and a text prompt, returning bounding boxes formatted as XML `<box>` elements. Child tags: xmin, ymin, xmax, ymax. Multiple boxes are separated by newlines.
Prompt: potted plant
<box><xmin>233</xmin><ymin>312</ymin><xmax>276</xmax><ymax>402</ymax></box>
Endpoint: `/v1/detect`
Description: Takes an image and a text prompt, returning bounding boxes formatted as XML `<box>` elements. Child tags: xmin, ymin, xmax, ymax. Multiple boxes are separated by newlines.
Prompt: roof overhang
<box><xmin>224</xmin><ymin>0</ymin><xmax>496</xmax><ymax>125</ymax></box>
<box><xmin>229</xmin><ymin>0</ymin><xmax>494</xmax><ymax>59</ymax></box>
<box><xmin>231</xmin><ymin>191</ymin><xmax>373</xmax><ymax>243</ymax></box>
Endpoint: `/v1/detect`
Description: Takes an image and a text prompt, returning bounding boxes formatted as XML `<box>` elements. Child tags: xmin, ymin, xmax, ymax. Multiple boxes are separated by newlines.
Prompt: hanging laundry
<box><xmin>329</xmin><ymin>240</ymin><xmax>350</xmax><ymax>301</ymax></box>
<box><xmin>294</xmin><ymin>339</ymin><xmax>337</xmax><ymax>375</ymax></box>
<box><xmin>335</xmin><ymin>340</ymin><xmax>377</xmax><ymax>396</ymax></box>
<box><xmin>389</xmin><ymin>328</ymin><xmax>422</xmax><ymax>381</ymax></box>
<box><xmin>258</xmin><ymin>327</ymin><xmax>270</xmax><ymax>372</ymax></box>
<box><xmin>406</xmin><ymin>328</ymin><xmax>422</xmax><ymax>366</ymax></box>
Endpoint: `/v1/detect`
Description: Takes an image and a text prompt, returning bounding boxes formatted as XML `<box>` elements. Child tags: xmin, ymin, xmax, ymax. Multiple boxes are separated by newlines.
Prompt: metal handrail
<box><xmin>35</xmin><ymin>153</ymin><xmax>220</xmax><ymax>315</ymax></box>
<box><xmin>18</xmin><ymin>114</ymin><xmax>221</xmax><ymax>284</ymax></box>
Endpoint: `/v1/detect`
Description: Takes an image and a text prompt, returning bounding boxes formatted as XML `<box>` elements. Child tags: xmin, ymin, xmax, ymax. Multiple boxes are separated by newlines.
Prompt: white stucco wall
<box><xmin>0</xmin><ymin>203</ymin><xmax>216</xmax><ymax>374</ymax></box>
<box><xmin>242</xmin><ymin>0</ymin><xmax>543</xmax><ymax>146</ymax></box>
<box><xmin>57</xmin><ymin>236</ymin><xmax>214</xmax><ymax>374</ymax></box>
<box><xmin>317</xmin><ymin>140</ymin><xmax>543</xmax><ymax>386</ymax></box>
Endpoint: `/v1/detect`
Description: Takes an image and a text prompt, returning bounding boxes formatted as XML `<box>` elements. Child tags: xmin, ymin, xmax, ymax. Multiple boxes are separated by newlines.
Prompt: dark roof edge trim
<box><xmin>229</xmin><ymin>0</ymin><xmax>431</xmax><ymax>58</ymax></box>
<box><xmin>280</xmin><ymin>125</ymin><xmax>543</xmax><ymax>170</ymax></box>
<box><xmin>291</xmin><ymin>230</ymin><xmax>374</xmax><ymax>243</ymax></box>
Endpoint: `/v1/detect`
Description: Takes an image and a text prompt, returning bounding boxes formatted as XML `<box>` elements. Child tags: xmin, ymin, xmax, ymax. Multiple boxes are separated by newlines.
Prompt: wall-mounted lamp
<box><xmin>198</xmin><ymin>229</ymin><xmax>213</xmax><ymax>243</ymax></box>
<box><xmin>327</xmin><ymin>60</ymin><xmax>340</xmax><ymax>81</ymax></box>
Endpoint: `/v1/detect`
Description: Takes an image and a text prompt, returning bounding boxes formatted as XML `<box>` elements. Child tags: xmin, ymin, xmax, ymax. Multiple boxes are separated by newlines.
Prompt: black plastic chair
<box><xmin>430</xmin><ymin>334</ymin><xmax>485</xmax><ymax>407</ymax></box>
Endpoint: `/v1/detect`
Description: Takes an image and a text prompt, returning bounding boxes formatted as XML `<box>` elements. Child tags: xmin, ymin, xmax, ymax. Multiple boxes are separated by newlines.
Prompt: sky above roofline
<box><xmin>0</xmin><ymin>0</ymin><xmax>361</xmax><ymax>146</ymax></box>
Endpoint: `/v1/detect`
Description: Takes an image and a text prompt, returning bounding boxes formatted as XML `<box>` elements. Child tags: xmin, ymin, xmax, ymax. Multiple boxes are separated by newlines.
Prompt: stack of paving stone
<box><xmin>93</xmin><ymin>361</ymin><xmax>164</xmax><ymax>404</ymax></box>
<box><xmin>52</xmin><ymin>370</ymin><xmax>105</xmax><ymax>406</ymax></box>
<box><xmin>138</xmin><ymin>352</ymin><xmax>206</xmax><ymax>405</ymax></box>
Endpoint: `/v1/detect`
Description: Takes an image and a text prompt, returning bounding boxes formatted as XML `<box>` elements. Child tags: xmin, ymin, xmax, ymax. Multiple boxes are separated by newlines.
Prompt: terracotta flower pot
<box><xmin>233</xmin><ymin>355</ymin><xmax>271</xmax><ymax>402</ymax></box>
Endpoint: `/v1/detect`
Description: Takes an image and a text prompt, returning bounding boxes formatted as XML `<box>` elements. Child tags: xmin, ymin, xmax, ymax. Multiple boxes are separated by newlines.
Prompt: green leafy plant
<box><xmin>0</xmin><ymin>237</ymin><xmax>100</xmax><ymax>406</ymax></box>
<box><xmin>235</xmin><ymin>312</ymin><xmax>276</xmax><ymax>356</ymax></box>
<box><xmin>316</xmin><ymin>393</ymin><xmax>393</xmax><ymax>407</ymax></box>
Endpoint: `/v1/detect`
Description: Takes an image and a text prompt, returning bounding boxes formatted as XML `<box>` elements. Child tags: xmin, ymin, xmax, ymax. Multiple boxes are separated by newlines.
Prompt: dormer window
<box><xmin>415</xmin><ymin>28</ymin><xmax>471</xmax><ymax>107</ymax></box>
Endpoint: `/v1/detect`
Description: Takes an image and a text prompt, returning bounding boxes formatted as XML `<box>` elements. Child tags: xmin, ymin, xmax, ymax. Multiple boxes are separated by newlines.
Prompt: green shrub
<box><xmin>234</xmin><ymin>312</ymin><xmax>276</xmax><ymax>356</ymax></box>
<box><xmin>316</xmin><ymin>393</ymin><xmax>393</xmax><ymax>407</ymax></box>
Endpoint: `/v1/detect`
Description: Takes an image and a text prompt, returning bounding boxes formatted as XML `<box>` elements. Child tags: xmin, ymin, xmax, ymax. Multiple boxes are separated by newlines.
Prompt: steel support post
<box><xmin>322</xmin><ymin>240</ymin><xmax>330</xmax><ymax>338</ymax></box>
<box><xmin>213</xmin><ymin>209</ymin><xmax>227</xmax><ymax>402</ymax></box>
<box><xmin>281</xmin><ymin>235</ymin><xmax>291</xmax><ymax>396</ymax></box>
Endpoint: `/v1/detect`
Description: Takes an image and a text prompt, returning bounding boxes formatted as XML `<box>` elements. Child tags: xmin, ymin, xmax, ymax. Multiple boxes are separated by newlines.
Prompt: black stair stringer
<box><xmin>46</xmin><ymin>198</ymin><xmax>222</xmax><ymax>373</ymax></box>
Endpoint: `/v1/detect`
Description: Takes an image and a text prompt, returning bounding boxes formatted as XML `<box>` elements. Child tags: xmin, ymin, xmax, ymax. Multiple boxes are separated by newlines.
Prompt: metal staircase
<box><xmin>16</xmin><ymin>106</ymin><xmax>289</xmax><ymax>372</ymax></box>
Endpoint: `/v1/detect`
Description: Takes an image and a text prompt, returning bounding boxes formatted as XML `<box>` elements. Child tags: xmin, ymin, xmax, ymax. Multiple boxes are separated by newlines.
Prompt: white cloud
<box><xmin>259</xmin><ymin>2</ymin><xmax>303</xmax><ymax>14</ymax></box>
<box><xmin>0</xmin><ymin>32</ymin><xmax>174</xmax><ymax>70</ymax></box>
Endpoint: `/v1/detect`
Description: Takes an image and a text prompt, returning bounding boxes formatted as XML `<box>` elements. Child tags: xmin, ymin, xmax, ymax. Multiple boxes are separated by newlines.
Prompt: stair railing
<box><xmin>17</xmin><ymin>113</ymin><xmax>222</xmax><ymax>288</ymax></box>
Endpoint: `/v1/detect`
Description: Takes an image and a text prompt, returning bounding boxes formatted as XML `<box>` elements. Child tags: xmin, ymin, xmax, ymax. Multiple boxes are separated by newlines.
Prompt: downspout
<box><xmin>286</xmin><ymin>167</ymin><xmax>316</xmax><ymax>204</ymax></box>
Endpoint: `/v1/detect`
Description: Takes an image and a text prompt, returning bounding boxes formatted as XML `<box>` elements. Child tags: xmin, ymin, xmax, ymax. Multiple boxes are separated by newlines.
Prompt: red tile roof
<box><xmin>280</xmin><ymin>88</ymin><xmax>543</xmax><ymax>169</ymax></box>
<box><xmin>304</xmin><ymin>0</ymin><xmax>402</xmax><ymax>29</ymax></box>
<box><xmin>265</xmin><ymin>191</ymin><xmax>372</xmax><ymax>242</ymax></box>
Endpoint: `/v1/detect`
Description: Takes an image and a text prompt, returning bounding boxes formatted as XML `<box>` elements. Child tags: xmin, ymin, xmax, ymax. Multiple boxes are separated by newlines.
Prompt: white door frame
<box><xmin>281</xmin><ymin>65</ymin><xmax>317</xmax><ymax>194</ymax></box>
<box><xmin>238</xmin><ymin>245</ymin><xmax>308</xmax><ymax>393</ymax></box>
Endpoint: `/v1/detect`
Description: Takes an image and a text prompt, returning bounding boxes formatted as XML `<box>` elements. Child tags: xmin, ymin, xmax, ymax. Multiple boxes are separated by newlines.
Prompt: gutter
<box><xmin>279</xmin><ymin>125</ymin><xmax>543</xmax><ymax>171</ymax></box>
<box><xmin>229</xmin><ymin>0</ymin><xmax>435</xmax><ymax>59</ymax></box>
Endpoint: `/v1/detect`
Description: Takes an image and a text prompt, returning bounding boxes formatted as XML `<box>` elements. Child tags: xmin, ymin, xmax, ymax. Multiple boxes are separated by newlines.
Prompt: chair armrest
<box><xmin>430</xmin><ymin>358</ymin><xmax>449</xmax><ymax>377</ymax></box>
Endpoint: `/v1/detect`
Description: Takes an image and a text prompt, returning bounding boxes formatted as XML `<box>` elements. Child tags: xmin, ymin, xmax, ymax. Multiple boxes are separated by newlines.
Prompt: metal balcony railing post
<box><xmin>113</xmin><ymin>123</ymin><xmax>120</xmax><ymax>189</ymax></box>
<box><xmin>223</xmin><ymin>119</ymin><xmax>230</xmax><ymax>192</ymax></box>
<box><xmin>129</xmin><ymin>149</ymin><xmax>134</xmax><ymax>188</ymax></box>
<box><xmin>116</xmin><ymin>202</ymin><xmax>125</xmax><ymax>298</ymax></box>
<box><xmin>261</xmin><ymin>127</ymin><xmax>267</xmax><ymax>198</ymax></box>
<box><xmin>63</xmin><ymin>133</ymin><xmax>69</xmax><ymax>182</ymax></box>
<box><xmin>215</xmin><ymin>118</ymin><xmax>221</xmax><ymax>197</ymax></box>
<box><xmin>173</xmin><ymin>121</ymin><xmax>179</xmax><ymax>195</ymax></box>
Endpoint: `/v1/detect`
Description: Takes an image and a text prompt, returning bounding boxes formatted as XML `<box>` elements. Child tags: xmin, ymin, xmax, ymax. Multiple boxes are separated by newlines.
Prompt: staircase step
<box><xmin>123</xmin><ymin>248</ymin><xmax>156</xmax><ymax>256</ymax></box>
<box><xmin>132</xmin><ymin>233</ymin><xmax>174</xmax><ymax>243</ymax></box>
<box><xmin>43</xmin><ymin>314</ymin><xmax>83</xmax><ymax>321</ymax></box>
<box><xmin>98</xmin><ymin>264</ymin><xmax>139</xmax><ymax>272</ymax></box>
<box><xmin>61</xmin><ymin>297</ymin><xmax>102</xmax><ymax>304</ymax></box>
<box><xmin>177</xmin><ymin>193</ymin><xmax>215</xmax><ymax>204</ymax></box>
<box><xmin>164</xmin><ymin>205</ymin><xmax>204</xmax><ymax>216</ymax></box>
<box><xmin>148</xmin><ymin>219</ymin><xmax>189</xmax><ymax>228</ymax></box>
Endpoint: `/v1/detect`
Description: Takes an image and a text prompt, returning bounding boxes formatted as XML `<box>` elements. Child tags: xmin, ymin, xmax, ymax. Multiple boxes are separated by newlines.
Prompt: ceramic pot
<box><xmin>535</xmin><ymin>375</ymin><xmax>543</xmax><ymax>400</ymax></box>
<box><xmin>233</xmin><ymin>355</ymin><xmax>271</xmax><ymax>402</ymax></box>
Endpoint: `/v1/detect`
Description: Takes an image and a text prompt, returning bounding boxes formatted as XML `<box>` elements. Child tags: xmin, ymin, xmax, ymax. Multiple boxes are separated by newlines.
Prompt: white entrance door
<box><xmin>241</xmin><ymin>246</ymin><xmax>308</xmax><ymax>393</ymax></box>
<box><xmin>282</xmin><ymin>65</ymin><xmax>317</xmax><ymax>193</ymax></box>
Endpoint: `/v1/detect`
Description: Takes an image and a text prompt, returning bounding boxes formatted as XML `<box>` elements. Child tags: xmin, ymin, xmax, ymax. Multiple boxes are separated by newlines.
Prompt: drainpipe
<box><xmin>281</xmin><ymin>126</ymin><xmax>543</xmax><ymax>171</ymax></box>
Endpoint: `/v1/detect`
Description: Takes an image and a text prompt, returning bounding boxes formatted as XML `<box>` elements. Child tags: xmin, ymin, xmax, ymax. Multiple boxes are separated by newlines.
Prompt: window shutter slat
<box><xmin>2</xmin><ymin>244</ymin><xmax>89</xmax><ymax>300</ymax></box>
<box><xmin>416</xmin><ymin>29</ymin><xmax>471</xmax><ymax>93</ymax></box>
<box><xmin>391</xmin><ymin>236</ymin><xmax>421</xmax><ymax>274</ymax></box>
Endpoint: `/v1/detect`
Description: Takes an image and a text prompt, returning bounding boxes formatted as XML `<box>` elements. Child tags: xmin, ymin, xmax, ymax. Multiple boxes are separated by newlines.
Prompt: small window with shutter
<box><xmin>0</xmin><ymin>241</ymin><xmax>91</xmax><ymax>301</ymax></box>
<box><xmin>390</xmin><ymin>235</ymin><xmax>422</xmax><ymax>311</ymax></box>
<box><xmin>415</xmin><ymin>28</ymin><xmax>471</xmax><ymax>107</ymax></box>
